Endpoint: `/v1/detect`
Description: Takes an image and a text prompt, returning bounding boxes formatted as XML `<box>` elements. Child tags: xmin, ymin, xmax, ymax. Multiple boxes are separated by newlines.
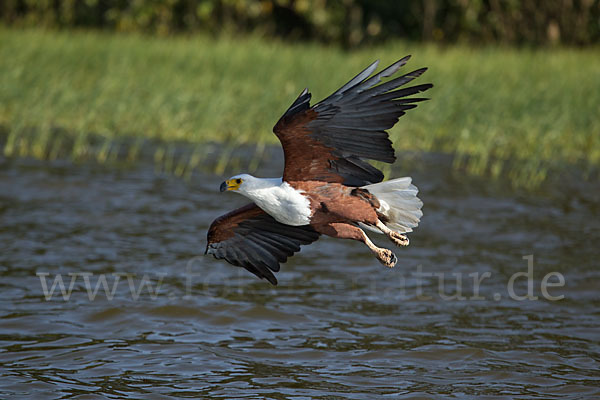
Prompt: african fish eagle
<box><xmin>205</xmin><ymin>56</ymin><xmax>432</xmax><ymax>285</ymax></box>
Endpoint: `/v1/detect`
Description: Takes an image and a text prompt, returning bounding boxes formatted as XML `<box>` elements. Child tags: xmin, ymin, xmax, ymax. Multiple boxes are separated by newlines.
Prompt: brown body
<box><xmin>292</xmin><ymin>180</ymin><xmax>380</xmax><ymax>227</ymax></box>
<box><xmin>292</xmin><ymin>180</ymin><xmax>402</xmax><ymax>266</ymax></box>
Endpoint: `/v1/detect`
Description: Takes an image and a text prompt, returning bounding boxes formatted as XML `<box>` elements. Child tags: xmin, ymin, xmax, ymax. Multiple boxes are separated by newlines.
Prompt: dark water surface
<box><xmin>1</xmin><ymin>154</ymin><xmax>599</xmax><ymax>399</ymax></box>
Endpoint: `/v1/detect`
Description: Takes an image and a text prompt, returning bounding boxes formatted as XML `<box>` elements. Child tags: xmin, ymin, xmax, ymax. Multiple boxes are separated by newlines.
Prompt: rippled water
<box><xmin>1</xmin><ymin>154</ymin><xmax>599</xmax><ymax>399</ymax></box>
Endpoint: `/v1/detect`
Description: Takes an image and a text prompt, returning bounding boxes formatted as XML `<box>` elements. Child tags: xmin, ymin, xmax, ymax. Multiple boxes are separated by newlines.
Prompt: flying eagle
<box><xmin>205</xmin><ymin>56</ymin><xmax>432</xmax><ymax>285</ymax></box>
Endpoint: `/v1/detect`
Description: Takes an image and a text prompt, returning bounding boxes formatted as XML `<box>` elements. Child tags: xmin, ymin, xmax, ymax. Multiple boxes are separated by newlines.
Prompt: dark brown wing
<box><xmin>205</xmin><ymin>203</ymin><xmax>320</xmax><ymax>285</ymax></box>
<box><xmin>273</xmin><ymin>55</ymin><xmax>432</xmax><ymax>186</ymax></box>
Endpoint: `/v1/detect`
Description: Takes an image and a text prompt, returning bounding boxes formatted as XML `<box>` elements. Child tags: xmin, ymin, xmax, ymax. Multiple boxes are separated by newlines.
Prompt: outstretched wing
<box><xmin>205</xmin><ymin>203</ymin><xmax>320</xmax><ymax>285</ymax></box>
<box><xmin>273</xmin><ymin>55</ymin><xmax>432</xmax><ymax>187</ymax></box>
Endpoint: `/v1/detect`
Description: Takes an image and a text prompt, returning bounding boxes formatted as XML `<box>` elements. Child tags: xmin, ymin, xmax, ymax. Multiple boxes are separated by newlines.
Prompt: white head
<box><xmin>220</xmin><ymin>174</ymin><xmax>282</xmax><ymax>195</ymax></box>
<box><xmin>220</xmin><ymin>174</ymin><xmax>252</xmax><ymax>193</ymax></box>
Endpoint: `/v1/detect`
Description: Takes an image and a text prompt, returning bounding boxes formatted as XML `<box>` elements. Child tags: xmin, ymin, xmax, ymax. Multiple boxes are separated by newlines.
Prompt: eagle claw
<box><xmin>377</xmin><ymin>249</ymin><xmax>397</xmax><ymax>268</ymax></box>
<box><xmin>390</xmin><ymin>232</ymin><xmax>409</xmax><ymax>247</ymax></box>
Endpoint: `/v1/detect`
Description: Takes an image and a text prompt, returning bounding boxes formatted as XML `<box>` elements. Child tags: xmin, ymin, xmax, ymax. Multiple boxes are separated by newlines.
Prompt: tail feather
<box><xmin>362</xmin><ymin>177</ymin><xmax>423</xmax><ymax>233</ymax></box>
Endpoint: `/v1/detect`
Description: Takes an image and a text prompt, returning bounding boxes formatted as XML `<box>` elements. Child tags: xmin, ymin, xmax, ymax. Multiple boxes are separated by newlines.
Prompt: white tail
<box><xmin>361</xmin><ymin>177</ymin><xmax>423</xmax><ymax>234</ymax></box>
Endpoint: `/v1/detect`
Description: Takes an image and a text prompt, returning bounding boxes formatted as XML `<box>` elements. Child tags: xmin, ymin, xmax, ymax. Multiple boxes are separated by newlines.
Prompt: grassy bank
<box><xmin>1</xmin><ymin>28</ymin><xmax>599</xmax><ymax>184</ymax></box>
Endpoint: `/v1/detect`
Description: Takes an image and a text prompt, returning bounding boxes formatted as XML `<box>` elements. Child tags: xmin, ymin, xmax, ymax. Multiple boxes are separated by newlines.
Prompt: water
<box><xmin>1</xmin><ymin>153</ymin><xmax>599</xmax><ymax>399</ymax></box>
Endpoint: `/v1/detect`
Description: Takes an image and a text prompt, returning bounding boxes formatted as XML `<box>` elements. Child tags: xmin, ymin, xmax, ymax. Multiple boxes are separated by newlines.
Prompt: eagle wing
<box><xmin>273</xmin><ymin>55</ymin><xmax>433</xmax><ymax>186</ymax></box>
<box><xmin>205</xmin><ymin>203</ymin><xmax>320</xmax><ymax>285</ymax></box>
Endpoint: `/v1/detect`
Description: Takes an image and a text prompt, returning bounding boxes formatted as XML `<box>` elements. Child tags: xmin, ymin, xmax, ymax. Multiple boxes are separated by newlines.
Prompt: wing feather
<box><xmin>273</xmin><ymin>56</ymin><xmax>432</xmax><ymax>186</ymax></box>
<box><xmin>206</xmin><ymin>204</ymin><xmax>320</xmax><ymax>285</ymax></box>
<box><xmin>328</xmin><ymin>59</ymin><xmax>380</xmax><ymax>97</ymax></box>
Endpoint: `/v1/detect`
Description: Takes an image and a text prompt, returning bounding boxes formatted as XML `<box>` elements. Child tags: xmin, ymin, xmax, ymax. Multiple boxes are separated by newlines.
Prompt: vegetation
<box><xmin>2</xmin><ymin>0</ymin><xmax>600</xmax><ymax>47</ymax></box>
<box><xmin>1</xmin><ymin>28</ymin><xmax>599</xmax><ymax>185</ymax></box>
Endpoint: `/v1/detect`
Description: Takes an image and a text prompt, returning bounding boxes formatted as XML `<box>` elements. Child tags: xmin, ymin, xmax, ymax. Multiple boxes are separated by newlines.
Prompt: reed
<box><xmin>1</xmin><ymin>28</ymin><xmax>599</xmax><ymax>185</ymax></box>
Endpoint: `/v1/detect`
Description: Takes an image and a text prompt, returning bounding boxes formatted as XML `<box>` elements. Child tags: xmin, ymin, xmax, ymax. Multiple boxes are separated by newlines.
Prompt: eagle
<box><xmin>205</xmin><ymin>56</ymin><xmax>432</xmax><ymax>285</ymax></box>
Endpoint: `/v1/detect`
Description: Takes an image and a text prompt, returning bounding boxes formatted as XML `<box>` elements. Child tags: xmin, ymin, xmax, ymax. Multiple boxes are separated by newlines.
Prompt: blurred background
<box><xmin>1</xmin><ymin>0</ymin><xmax>599</xmax><ymax>184</ymax></box>
<box><xmin>1</xmin><ymin>1</ymin><xmax>600</xmax><ymax>399</ymax></box>
<box><xmin>3</xmin><ymin>0</ymin><xmax>600</xmax><ymax>46</ymax></box>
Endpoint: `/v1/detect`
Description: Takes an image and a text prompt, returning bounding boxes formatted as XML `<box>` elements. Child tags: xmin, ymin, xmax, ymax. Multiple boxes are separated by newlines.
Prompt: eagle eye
<box><xmin>235</xmin><ymin>178</ymin><xmax>242</xmax><ymax>184</ymax></box>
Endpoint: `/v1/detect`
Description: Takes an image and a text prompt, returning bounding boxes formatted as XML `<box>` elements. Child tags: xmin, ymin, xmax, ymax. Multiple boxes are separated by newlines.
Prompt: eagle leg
<box><xmin>314</xmin><ymin>222</ymin><xmax>397</xmax><ymax>268</ymax></box>
<box><xmin>376</xmin><ymin>220</ymin><xmax>410</xmax><ymax>247</ymax></box>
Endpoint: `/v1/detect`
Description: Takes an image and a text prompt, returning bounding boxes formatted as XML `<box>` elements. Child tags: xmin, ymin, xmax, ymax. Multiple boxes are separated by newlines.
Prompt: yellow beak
<box><xmin>220</xmin><ymin>179</ymin><xmax>241</xmax><ymax>192</ymax></box>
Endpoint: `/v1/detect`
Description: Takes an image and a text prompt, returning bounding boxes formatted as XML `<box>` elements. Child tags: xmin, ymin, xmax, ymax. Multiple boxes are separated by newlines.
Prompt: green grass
<box><xmin>1</xmin><ymin>28</ymin><xmax>599</xmax><ymax>185</ymax></box>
